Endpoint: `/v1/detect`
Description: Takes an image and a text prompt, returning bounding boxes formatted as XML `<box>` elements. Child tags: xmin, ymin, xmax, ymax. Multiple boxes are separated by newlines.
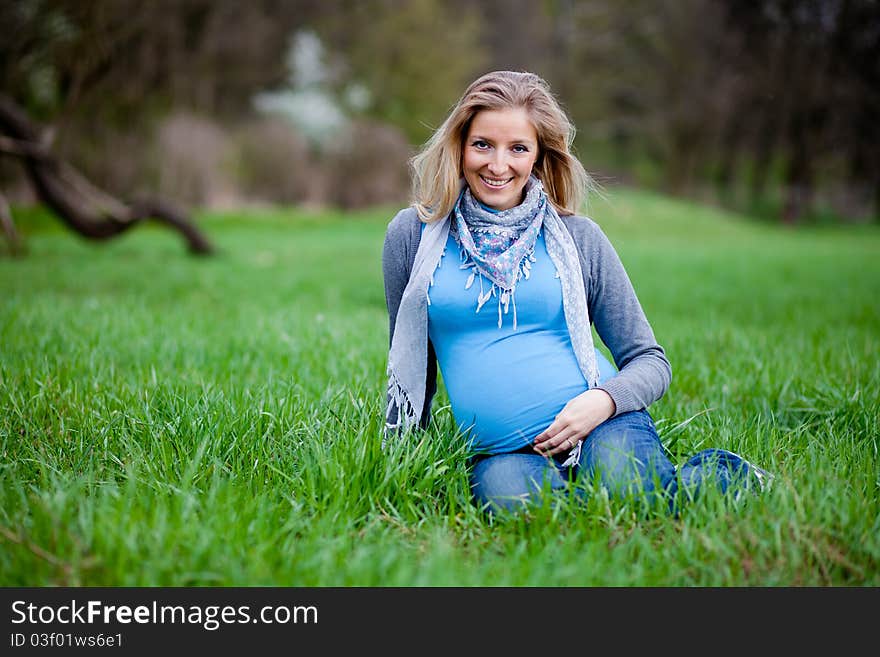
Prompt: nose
<box><xmin>487</xmin><ymin>150</ymin><xmax>509</xmax><ymax>176</ymax></box>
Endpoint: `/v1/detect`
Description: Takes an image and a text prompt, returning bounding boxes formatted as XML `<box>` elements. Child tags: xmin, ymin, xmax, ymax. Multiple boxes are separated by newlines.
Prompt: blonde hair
<box><xmin>410</xmin><ymin>70</ymin><xmax>593</xmax><ymax>222</ymax></box>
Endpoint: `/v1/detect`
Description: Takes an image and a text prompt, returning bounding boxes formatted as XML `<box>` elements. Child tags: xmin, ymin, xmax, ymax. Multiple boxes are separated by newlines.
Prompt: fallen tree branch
<box><xmin>0</xmin><ymin>93</ymin><xmax>213</xmax><ymax>254</ymax></box>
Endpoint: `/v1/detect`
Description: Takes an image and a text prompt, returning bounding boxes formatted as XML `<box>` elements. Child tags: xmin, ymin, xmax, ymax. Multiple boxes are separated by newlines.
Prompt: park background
<box><xmin>1</xmin><ymin>1</ymin><xmax>877</xmax><ymax>585</ymax></box>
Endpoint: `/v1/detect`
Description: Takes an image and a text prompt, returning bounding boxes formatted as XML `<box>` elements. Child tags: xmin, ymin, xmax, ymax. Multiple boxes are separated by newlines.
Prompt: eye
<box><xmin>512</xmin><ymin>144</ymin><xmax>529</xmax><ymax>154</ymax></box>
<box><xmin>471</xmin><ymin>139</ymin><xmax>490</xmax><ymax>150</ymax></box>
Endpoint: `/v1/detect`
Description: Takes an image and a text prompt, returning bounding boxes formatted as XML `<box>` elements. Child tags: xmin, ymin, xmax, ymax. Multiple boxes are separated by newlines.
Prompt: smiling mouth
<box><xmin>480</xmin><ymin>175</ymin><xmax>514</xmax><ymax>188</ymax></box>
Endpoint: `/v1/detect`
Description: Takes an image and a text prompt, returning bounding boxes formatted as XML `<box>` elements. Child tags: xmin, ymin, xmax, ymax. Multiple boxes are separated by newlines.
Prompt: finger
<box><xmin>535</xmin><ymin>414</ymin><xmax>570</xmax><ymax>445</ymax></box>
<box><xmin>533</xmin><ymin>427</ymin><xmax>556</xmax><ymax>446</ymax></box>
<box><xmin>536</xmin><ymin>429</ymin><xmax>575</xmax><ymax>455</ymax></box>
<box><xmin>544</xmin><ymin>436</ymin><xmax>573</xmax><ymax>456</ymax></box>
<box><xmin>552</xmin><ymin>429</ymin><xmax>582</xmax><ymax>454</ymax></box>
<box><xmin>540</xmin><ymin>443</ymin><xmax>564</xmax><ymax>456</ymax></box>
<box><xmin>533</xmin><ymin>425</ymin><xmax>564</xmax><ymax>450</ymax></box>
<box><xmin>533</xmin><ymin>438</ymin><xmax>557</xmax><ymax>454</ymax></box>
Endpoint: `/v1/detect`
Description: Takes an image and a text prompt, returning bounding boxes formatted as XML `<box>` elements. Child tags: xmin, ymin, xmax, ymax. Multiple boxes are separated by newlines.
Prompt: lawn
<box><xmin>1</xmin><ymin>188</ymin><xmax>877</xmax><ymax>586</ymax></box>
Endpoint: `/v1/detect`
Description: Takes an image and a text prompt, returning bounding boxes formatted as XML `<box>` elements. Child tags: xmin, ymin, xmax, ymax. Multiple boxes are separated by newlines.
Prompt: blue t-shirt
<box><xmin>427</xmin><ymin>229</ymin><xmax>616</xmax><ymax>454</ymax></box>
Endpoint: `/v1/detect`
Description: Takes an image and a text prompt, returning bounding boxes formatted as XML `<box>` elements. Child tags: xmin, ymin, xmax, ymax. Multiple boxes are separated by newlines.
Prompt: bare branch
<box><xmin>0</xmin><ymin>93</ymin><xmax>213</xmax><ymax>254</ymax></box>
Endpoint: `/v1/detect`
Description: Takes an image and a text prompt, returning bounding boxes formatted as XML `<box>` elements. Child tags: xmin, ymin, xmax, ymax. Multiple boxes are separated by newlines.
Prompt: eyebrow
<box><xmin>470</xmin><ymin>134</ymin><xmax>537</xmax><ymax>146</ymax></box>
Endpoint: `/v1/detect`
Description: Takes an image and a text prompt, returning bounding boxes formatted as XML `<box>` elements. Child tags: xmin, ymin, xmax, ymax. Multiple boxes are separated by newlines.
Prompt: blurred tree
<box><xmin>720</xmin><ymin>0</ymin><xmax>880</xmax><ymax>222</ymax></box>
<box><xmin>0</xmin><ymin>0</ymin><xmax>322</xmax><ymax>199</ymax></box>
<box><xmin>546</xmin><ymin>1</ymin><xmax>736</xmax><ymax>194</ymax></box>
<box><xmin>545</xmin><ymin>0</ymin><xmax>879</xmax><ymax>222</ymax></box>
<box><xmin>0</xmin><ymin>0</ymin><xmax>321</xmax><ymax>248</ymax></box>
<box><xmin>1</xmin><ymin>0</ymin><xmax>877</xmax><ymax>222</ymax></box>
<box><xmin>310</xmin><ymin>0</ymin><xmax>489</xmax><ymax>145</ymax></box>
<box><xmin>0</xmin><ymin>0</ymin><xmax>319</xmax><ymax>121</ymax></box>
<box><xmin>0</xmin><ymin>93</ymin><xmax>212</xmax><ymax>254</ymax></box>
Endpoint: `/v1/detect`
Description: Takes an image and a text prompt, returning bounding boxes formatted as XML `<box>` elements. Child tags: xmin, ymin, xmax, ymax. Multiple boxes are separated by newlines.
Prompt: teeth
<box><xmin>482</xmin><ymin>176</ymin><xmax>512</xmax><ymax>188</ymax></box>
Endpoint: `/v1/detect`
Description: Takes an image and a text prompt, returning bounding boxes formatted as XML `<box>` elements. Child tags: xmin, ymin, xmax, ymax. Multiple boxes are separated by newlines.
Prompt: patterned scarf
<box><xmin>385</xmin><ymin>176</ymin><xmax>599</xmax><ymax>466</ymax></box>
<box><xmin>451</xmin><ymin>180</ymin><xmax>544</xmax><ymax>329</ymax></box>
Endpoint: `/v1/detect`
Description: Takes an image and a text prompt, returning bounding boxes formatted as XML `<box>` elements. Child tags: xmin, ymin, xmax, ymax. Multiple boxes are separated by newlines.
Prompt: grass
<box><xmin>1</xmin><ymin>187</ymin><xmax>878</xmax><ymax>586</ymax></box>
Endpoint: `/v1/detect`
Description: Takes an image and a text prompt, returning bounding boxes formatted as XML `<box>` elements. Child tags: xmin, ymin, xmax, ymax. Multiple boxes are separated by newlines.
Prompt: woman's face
<box><xmin>462</xmin><ymin>107</ymin><xmax>539</xmax><ymax>211</ymax></box>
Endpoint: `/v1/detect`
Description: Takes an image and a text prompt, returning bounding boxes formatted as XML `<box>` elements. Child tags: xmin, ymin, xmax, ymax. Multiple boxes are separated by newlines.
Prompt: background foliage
<box><xmin>2</xmin><ymin>0</ymin><xmax>878</xmax><ymax>222</ymax></box>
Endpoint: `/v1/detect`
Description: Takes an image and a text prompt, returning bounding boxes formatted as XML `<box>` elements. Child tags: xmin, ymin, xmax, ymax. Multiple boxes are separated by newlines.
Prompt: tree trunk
<box><xmin>0</xmin><ymin>191</ymin><xmax>24</xmax><ymax>256</ymax></box>
<box><xmin>782</xmin><ymin>149</ymin><xmax>813</xmax><ymax>225</ymax></box>
<box><xmin>0</xmin><ymin>94</ymin><xmax>213</xmax><ymax>254</ymax></box>
<box><xmin>749</xmin><ymin>107</ymin><xmax>778</xmax><ymax>206</ymax></box>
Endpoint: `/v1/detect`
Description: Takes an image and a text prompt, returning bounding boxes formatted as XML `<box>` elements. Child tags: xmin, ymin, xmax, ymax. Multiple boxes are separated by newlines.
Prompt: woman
<box><xmin>382</xmin><ymin>70</ymin><xmax>769</xmax><ymax>514</ymax></box>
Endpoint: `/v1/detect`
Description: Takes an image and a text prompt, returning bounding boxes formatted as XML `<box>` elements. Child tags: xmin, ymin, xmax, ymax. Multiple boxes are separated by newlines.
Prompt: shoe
<box><xmin>727</xmin><ymin>450</ymin><xmax>774</xmax><ymax>492</ymax></box>
<box><xmin>748</xmin><ymin>462</ymin><xmax>774</xmax><ymax>492</ymax></box>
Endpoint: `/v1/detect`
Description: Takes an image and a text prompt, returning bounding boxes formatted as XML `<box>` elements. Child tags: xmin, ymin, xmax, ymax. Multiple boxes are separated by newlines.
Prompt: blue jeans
<box><xmin>469</xmin><ymin>410</ymin><xmax>763</xmax><ymax>515</ymax></box>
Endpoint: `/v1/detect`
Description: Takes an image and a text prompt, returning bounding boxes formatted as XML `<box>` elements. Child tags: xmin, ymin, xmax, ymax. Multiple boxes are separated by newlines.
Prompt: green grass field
<box><xmin>1</xmin><ymin>188</ymin><xmax>878</xmax><ymax>586</ymax></box>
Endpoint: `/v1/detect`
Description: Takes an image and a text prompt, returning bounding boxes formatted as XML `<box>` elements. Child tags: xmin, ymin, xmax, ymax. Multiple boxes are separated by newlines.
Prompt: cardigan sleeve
<box><xmin>381</xmin><ymin>208</ymin><xmax>438</xmax><ymax>430</ymax></box>
<box><xmin>382</xmin><ymin>208</ymin><xmax>415</xmax><ymax>348</ymax></box>
<box><xmin>565</xmin><ymin>216</ymin><xmax>672</xmax><ymax>416</ymax></box>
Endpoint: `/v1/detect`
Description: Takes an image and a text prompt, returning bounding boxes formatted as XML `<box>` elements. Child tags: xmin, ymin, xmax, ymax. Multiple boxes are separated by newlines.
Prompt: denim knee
<box><xmin>675</xmin><ymin>448</ymin><xmax>765</xmax><ymax>500</ymax></box>
<box><xmin>469</xmin><ymin>453</ymin><xmax>567</xmax><ymax>514</ymax></box>
<box><xmin>578</xmin><ymin>410</ymin><xmax>676</xmax><ymax>499</ymax></box>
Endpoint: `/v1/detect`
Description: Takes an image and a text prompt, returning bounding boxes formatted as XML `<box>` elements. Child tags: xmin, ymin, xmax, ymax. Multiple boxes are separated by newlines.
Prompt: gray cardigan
<box><xmin>382</xmin><ymin>206</ymin><xmax>671</xmax><ymax>428</ymax></box>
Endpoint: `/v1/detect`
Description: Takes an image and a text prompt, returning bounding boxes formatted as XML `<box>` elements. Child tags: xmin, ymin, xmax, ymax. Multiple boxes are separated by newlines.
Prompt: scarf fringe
<box><xmin>383</xmin><ymin>368</ymin><xmax>420</xmax><ymax>449</ymax></box>
<box><xmin>454</xmin><ymin>237</ymin><xmax>536</xmax><ymax>330</ymax></box>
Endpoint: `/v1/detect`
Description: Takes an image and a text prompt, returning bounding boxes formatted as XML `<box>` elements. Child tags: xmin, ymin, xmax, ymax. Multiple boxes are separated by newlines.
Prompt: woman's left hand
<box><xmin>533</xmin><ymin>388</ymin><xmax>616</xmax><ymax>457</ymax></box>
